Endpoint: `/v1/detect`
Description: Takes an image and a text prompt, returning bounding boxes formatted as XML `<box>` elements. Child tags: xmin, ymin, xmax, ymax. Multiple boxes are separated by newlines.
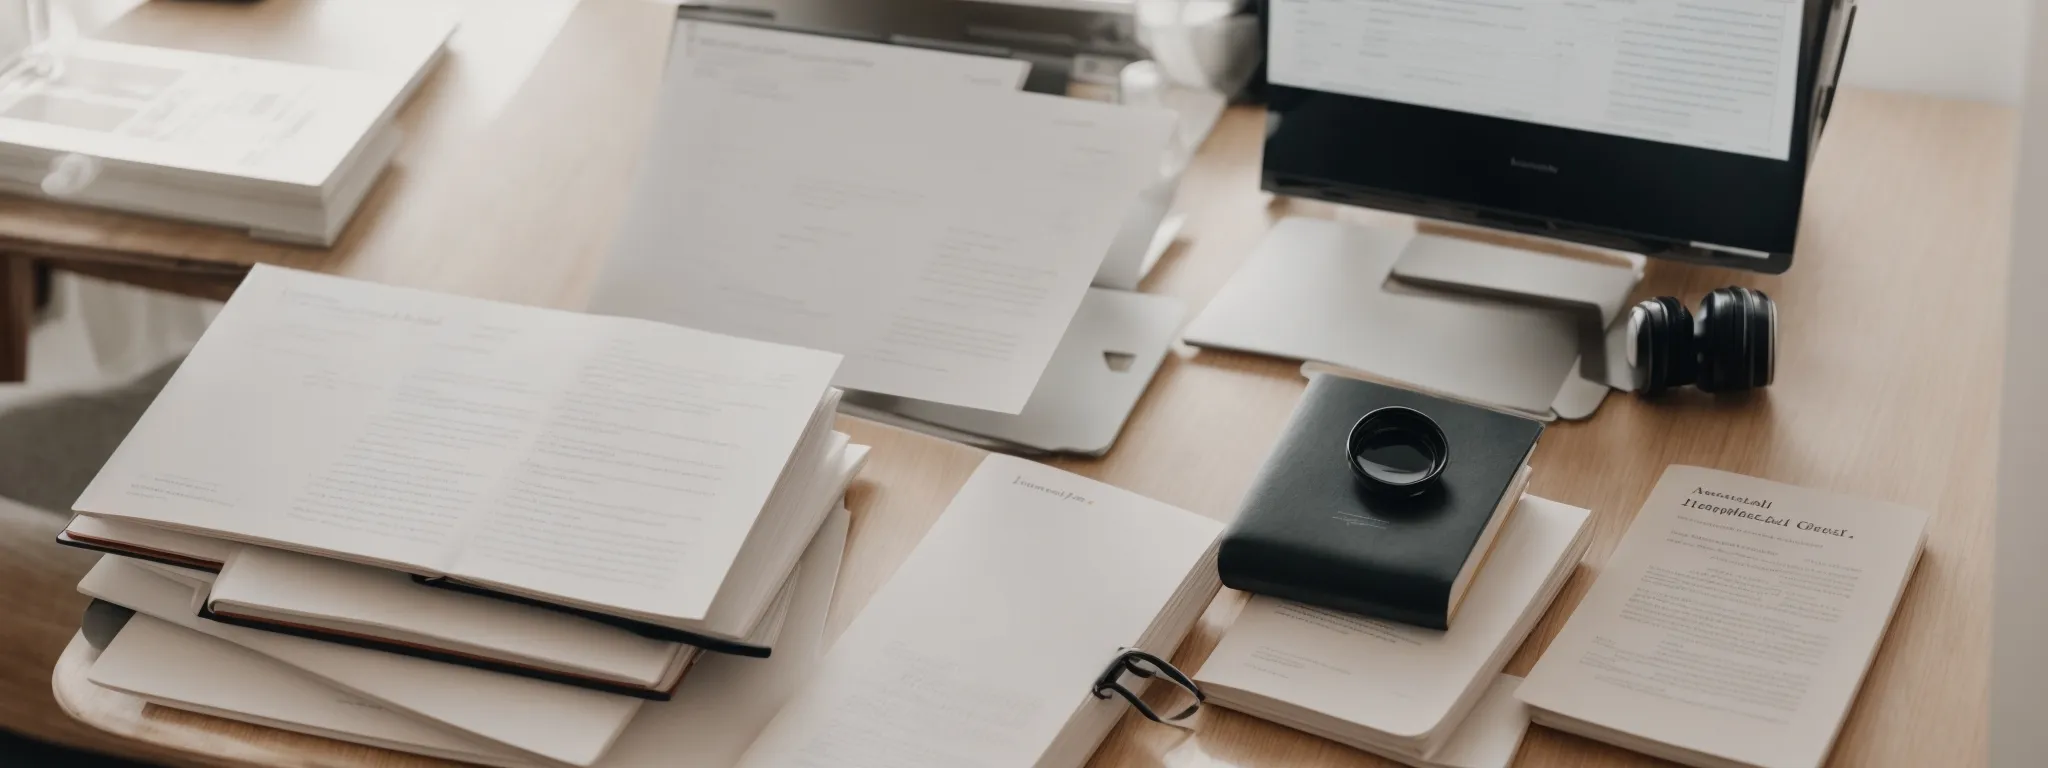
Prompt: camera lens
<box><xmin>1347</xmin><ymin>407</ymin><xmax>1449</xmax><ymax>497</ymax></box>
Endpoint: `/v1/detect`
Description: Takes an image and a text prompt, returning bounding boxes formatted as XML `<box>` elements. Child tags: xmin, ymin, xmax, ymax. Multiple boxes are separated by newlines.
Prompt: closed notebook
<box><xmin>1219</xmin><ymin>373</ymin><xmax>1542</xmax><ymax>629</ymax></box>
<box><xmin>1198</xmin><ymin>495</ymin><xmax>1592</xmax><ymax>762</ymax></box>
<box><xmin>736</xmin><ymin>454</ymin><xmax>1224</xmax><ymax>768</ymax></box>
<box><xmin>195</xmin><ymin>441</ymin><xmax>867</xmax><ymax>699</ymax></box>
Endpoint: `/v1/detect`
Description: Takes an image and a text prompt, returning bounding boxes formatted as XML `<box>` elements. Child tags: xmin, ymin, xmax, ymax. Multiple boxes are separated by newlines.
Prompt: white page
<box><xmin>1197</xmin><ymin>496</ymin><xmax>1591</xmax><ymax>742</ymax></box>
<box><xmin>1427</xmin><ymin>675</ymin><xmax>1533</xmax><ymax>768</ymax></box>
<box><xmin>81</xmin><ymin>559</ymin><xmax>642</xmax><ymax>766</ymax></box>
<box><xmin>1517</xmin><ymin>466</ymin><xmax>1928</xmax><ymax>768</ymax></box>
<box><xmin>1267</xmin><ymin>0</ymin><xmax>1806</xmax><ymax>160</ymax></box>
<box><xmin>0</xmin><ymin>40</ymin><xmax>400</xmax><ymax>186</ymax></box>
<box><xmin>88</xmin><ymin>615</ymin><xmax>538</xmax><ymax>768</ymax></box>
<box><xmin>736</xmin><ymin>455</ymin><xmax>1222</xmax><ymax>767</ymax></box>
<box><xmin>75</xmin><ymin>265</ymin><xmax>841</xmax><ymax>621</ymax></box>
<box><xmin>599</xmin><ymin>504</ymin><xmax>849</xmax><ymax>768</ymax></box>
<box><xmin>593</xmin><ymin>62</ymin><xmax>1172</xmax><ymax>414</ymax></box>
<box><xmin>674</xmin><ymin>19</ymin><xmax>1031</xmax><ymax>92</ymax></box>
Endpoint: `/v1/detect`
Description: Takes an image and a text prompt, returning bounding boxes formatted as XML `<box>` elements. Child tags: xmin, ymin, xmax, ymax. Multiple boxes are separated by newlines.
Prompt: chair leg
<box><xmin>0</xmin><ymin>255</ymin><xmax>36</xmax><ymax>383</ymax></box>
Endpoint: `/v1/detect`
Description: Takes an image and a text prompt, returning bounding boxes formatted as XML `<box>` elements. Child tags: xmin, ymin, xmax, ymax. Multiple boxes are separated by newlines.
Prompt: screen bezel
<box><xmin>1256</xmin><ymin>0</ymin><xmax>1838</xmax><ymax>274</ymax></box>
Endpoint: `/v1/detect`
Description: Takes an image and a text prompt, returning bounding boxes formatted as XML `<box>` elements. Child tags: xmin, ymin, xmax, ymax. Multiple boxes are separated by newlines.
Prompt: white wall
<box><xmin>1841</xmin><ymin>0</ymin><xmax>2030</xmax><ymax>104</ymax></box>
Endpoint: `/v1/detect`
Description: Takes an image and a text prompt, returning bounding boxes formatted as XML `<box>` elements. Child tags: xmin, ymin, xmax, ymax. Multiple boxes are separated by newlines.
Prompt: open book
<box><xmin>73</xmin><ymin>265</ymin><xmax>848</xmax><ymax>653</ymax></box>
<box><xmin>1517</xmin><ymin>466</ymin><xmax>1929</xmax><ymax>768</ymax></box>
<box><xmin>1198</xmin><ymin>495</ymin><xmax>1592</xmax><ymax>763</ymax></box>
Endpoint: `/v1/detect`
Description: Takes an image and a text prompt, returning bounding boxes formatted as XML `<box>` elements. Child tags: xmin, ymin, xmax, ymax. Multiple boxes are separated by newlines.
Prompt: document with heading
<box><xmin>73</xmin><ymin>264</ymin><xmax>842</xmax><ymax>623</ymax></box>
<box><xmin>1268</xmin><ymin>0</ymin><xmax>1806</xmax><ymax>159</ymax></box>
<box><xmin>673</xmin><ymin>19</ymin><xmax>1032</xmax><ymax>92</ymax></box>
<box><xmin>1517</xmin><ymin>466</ymin><xmax>1928</xmax><ymax>768</ymax></box>
<box><xmin>593</xmin><ymin>42</ymin><xmax>1173</xmax><ymax>414</ymax></box>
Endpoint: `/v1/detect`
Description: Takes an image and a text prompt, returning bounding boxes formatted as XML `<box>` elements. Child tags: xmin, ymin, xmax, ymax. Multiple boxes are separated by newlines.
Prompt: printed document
<box><xmin>1517</xmin><ymin>466</ymin><xmax>1927</xmax><ymax>768</ymax></box>
<box><xmin>593</xmin><ymin>38</ymin><xmax>1172</xmax><ymax>414</ymax></box>
<box><xmin>1268</xmin><ymin>0</ymin><xmax>1806</xmax><ymax>159</ymax></box>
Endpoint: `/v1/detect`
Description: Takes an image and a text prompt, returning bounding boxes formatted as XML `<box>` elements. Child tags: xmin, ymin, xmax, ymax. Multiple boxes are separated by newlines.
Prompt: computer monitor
<box><xmin>1256</xmin><ymin>0</ymin><xmax>1855</xmax><ymax>274</ymax></box>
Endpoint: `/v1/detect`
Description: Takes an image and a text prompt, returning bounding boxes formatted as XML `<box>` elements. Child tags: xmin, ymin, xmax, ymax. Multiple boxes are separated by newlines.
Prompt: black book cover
<box><xmin>1218</xmin><ymin>375</ymin><xmax>1542</xmax><ymax>629</ymax></box>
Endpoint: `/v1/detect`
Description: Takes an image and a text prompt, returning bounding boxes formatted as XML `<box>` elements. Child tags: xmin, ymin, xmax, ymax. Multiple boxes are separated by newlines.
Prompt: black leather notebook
<box><xmin>1218</xmin><ymin>374</ymin><xmax>1542</xmax><ymax>629</ymax></box>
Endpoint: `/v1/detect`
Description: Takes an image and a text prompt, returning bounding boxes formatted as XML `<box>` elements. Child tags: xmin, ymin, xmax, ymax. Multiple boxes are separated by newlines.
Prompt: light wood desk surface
<box><xmin>42</xmin><ymin>0</ymin><xmax>2009</xmax><ymax>766</ymax></box>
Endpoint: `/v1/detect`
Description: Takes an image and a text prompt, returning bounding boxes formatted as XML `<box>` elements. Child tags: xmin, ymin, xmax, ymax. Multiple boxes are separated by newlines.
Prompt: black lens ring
<box><xmin>1346</xmin><ymin>406</ymin><xmax>1449</xmax><ymax>498</ymax></box>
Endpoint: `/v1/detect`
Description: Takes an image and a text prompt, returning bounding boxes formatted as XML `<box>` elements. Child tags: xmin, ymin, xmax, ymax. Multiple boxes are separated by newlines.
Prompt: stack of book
<box><xmin>0</xmin><ymin>14</ymin><xmax>454</xmax><ymax>244</ymax></box>
<box><xmin>1195</xmin><ymin>373</ymin><xmax>1586</xmax><ymax>768</ymax></box>
<box><xmin>63</xmin><ymin>264</ymin><xmax>871</xmax><ymax>766</ymax></box>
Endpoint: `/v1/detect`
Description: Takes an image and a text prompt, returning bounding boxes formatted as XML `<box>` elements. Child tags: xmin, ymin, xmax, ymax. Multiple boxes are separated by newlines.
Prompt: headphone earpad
<box><xmin>1696</xmin><ymin>288</ymin><xmax>1748</xmax><ymax>392</ymax></box>
<box><xmin>1632</xmin><ymin>297</ymin><xmax>1695</xmax><ymax>395</ymax></box>
<box><xmin>1741</xmin><ymin>287</ymin><xmax>1776</xmax><ymax>388</ymax></box>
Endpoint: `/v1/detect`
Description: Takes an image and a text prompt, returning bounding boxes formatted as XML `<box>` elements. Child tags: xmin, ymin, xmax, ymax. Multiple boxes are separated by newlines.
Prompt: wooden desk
<box><xmin>41</xmin><ymin>0</ymin><xmax>2009</xmax><ymax>766</ymax></box>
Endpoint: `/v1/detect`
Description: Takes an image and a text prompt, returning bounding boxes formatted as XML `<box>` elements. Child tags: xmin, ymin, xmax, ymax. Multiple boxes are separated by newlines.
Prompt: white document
<box><xmin>1197</xmin><ymin>496</ymin><xmax>1591</xmax><ymax>756</ymax></box>
<box><xmin>75</xmin><ymin>264</ymin><xmax>842</xmax><ymax>624</ymax></box>
<box><xmin>593</xmin><ymin>46</ymin><xmax>1173</xmax><ymax>414</ymax></box>
<box><xmin>737</xmin><ymin>455</ymin><xmax>1224</xmax><ymax>768</ymax></box>
<box><xmin>673</xmin><ymin>19</ymin><xmax>1031</xmax><ymax>92</ymax></box>
<box><xmin>0</xmin><ymin>40</ymin><xmax>402</xmax><ymax>186</ymax></box>
<box><xmin>1267</xmin><ymin>0</ymin><xmax>1806</xmax><ymax>159</ymax></box>
<box><xmin>83</xmin><ymin>506</ymin><xmax>853</xmax><ymax>768</ymax></box>
<box><xmin>88</xmin><ymin>615</ymin><xmax>540</xmax><ymax>768</ymax></box>
<box><xmin>1517</xmin><ymin>466</ymin><xmax>1928</xmax><ymax>768</ymax></box>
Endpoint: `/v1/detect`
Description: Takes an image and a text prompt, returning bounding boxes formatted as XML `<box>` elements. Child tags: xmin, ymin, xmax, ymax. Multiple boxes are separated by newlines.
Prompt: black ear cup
<box><xmin>1630</xmin><ymin>288</ymin><xmax>1775</xmax><ymax>396</ymax></box>
<box><xmin>1629</xmin><ymin>297</ymin><xmax>1695</xmax><ymax>395</ymax></box>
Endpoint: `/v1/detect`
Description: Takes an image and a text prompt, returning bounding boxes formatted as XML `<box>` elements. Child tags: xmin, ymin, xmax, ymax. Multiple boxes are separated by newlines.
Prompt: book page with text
<box><xmin>1517</xmin><ymin>466</ymin><xmax>1928</xmax><ymax>768</ymax></box>
<box><xmin>593</xmin><ymin>64</ymin><xmax>1172</xmax><ymax>413</ymax></box>
<box><xmin>76</xmin><ymin>266</ymin><xmax>840</xmax><ymax>620</ymax></box>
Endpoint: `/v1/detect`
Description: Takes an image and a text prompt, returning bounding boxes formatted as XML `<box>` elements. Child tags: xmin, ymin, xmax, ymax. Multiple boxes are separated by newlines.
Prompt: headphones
<box><xmin>1627</xmin><ymin>287</ymin><xmax>1777</xmax><ymax>395</ymax></box>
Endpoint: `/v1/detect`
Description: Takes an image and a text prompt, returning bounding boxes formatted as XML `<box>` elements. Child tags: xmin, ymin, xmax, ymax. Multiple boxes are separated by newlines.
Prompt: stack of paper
<box><xmin>55</xmin><ymin>262</ymin><xmax>873</xmax><ymax>765</ymax></box>
<box><xmin>1195</xmin><ymin>496</ymin><xmax>1596</xmax><ymax>768</ymax></box>
<box><xmin>0</xmin><ymin>19</ymin><xmax>451</xmax><ymax>244</ymax></box>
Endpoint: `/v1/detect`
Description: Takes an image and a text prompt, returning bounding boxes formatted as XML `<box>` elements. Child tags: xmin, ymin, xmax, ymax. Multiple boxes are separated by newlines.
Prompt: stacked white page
<box><xmin>0</xmin><ymin>26</ymin><xmax>451</xmax><ymax>243</ymax></box>
<box><xmin>1517</xmin><ymin>466</ymin><xmax>1930</xmax><ymax>768</ymax></box>
<box><xmin>1196</xmin><ymin>495</ymin><xmax>1594</xmax><ymax>763</ymax></box>
<box><xmin>737</xmin><ymin>455</ymin><xmax>1224</xmax><ymax>768</ymax></box>
<box><xmin>74</xmin><ymin>264</ymin><xmax>845</xmax><ymax>641</ymax></box>
<box><xmin>85</xmin><ymin>505</ymin><xmax>854</xmax><ymax>768</ymax></box>
<box><xmin>593</xmin><ymin>21</ymin><xmax>1175</xmax><ymax>414</ymax></box>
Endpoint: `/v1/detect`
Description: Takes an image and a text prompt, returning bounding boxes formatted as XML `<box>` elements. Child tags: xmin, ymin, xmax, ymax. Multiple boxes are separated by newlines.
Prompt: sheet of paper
<box><xmin>673</xmin><ymin>19</ymin><xmax>1031</xmax><ymax>92</ymax></box>
<box><xmin>1197</xmin><ymin>496</ymin><xmax>1590</xmax><ymax>743</ymax></box>
<box><xmin>0</xmin><ymin>40</ymin><xmax>400</xmax><ymax>185</ymax></box>
<box><xmin>1518</xmin><ymin>466</ymin><xmax>1928</xmax><ymax>768</ymax></box>
<box><xmin>83</xmin><ymin>557</ymin><xmax>643</xmax><ymax>767</ymax></box>
<box><xmin>88</xmin><ymin>615</ymin><xmax>538</xmax><ymax>768</ymax></box>
<box><xmin>75</xmin><ymin>265</ymin><xmax>841</xmax><ymax>622</ymax></box>
<box><xmin>1427</xmin><ymin>675</ymin><xmax>1533</xmax><ymax>768</ymax></box>
<box><xmin>736</xmin><ymin>455</ymin><xmax>1221</xmax><ymax>767</ymax></box>
<box><xmin>593</xmin><ymin>57</ymin><xmax>1172</xmax><ymax>414</ymax></box>
<box><xmin>1267</xmin><ymin>0</ymin><xmax>1806</xmax><ymax>160</ymax></box>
